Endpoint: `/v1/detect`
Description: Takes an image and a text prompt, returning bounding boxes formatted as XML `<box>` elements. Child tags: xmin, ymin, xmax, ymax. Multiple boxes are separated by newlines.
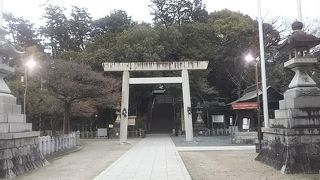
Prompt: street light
<box><xmin>23</xmin><ymin>58</ymin><xmax>36</xmax><ymax>116</ymax></box>
<box><xmin>245</xmin><ymin>53</ymin><xmax>262</xmax><ymax>152</ymax></box>
<box><xmin>25</xmin><ymin>59</ymin><xmax>36</xmax><ymax>69</ymax></box>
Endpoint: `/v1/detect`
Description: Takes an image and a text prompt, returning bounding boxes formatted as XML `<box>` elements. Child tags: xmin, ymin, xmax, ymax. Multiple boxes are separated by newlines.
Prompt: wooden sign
<box><xmin>211</xmin><ymin>115</ymin><xmax>225</xmax><ymax>123</ymax></box>
<box><xmin>128</xmin><ymin>116</ymin><xmax>136</xmax><ymax>126</ymax></box>
<box><xmin>232</xmin><ymin>102</ymin><xmax>258</xmax><ymax>110</ymax></box>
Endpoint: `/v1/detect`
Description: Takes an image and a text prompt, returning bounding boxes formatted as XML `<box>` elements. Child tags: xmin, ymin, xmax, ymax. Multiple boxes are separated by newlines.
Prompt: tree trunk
<box><xmin>63</xmin><ymin>101</ymin><xmax>72</xmax><ymax>134</ymax></box>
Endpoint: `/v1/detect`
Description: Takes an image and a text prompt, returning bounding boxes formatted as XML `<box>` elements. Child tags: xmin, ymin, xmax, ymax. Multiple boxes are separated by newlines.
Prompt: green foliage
<box><xmin>3</xmin><ymin>13</ymin><xmax>42</xmax><ymax>50</ymax></box>
<box><xmin>40</xmin><ymin>5</ymin><xmax>93</xmax><ymax>57</ymax></box>
<box><xmin>210</xmin><ymin>9</ymin><xmax>254</xmax><ymax>44</ymax></box>
<box><xmin>150</xmin><ymin>0</ymin><xmax>208</xmax><ymax>25</ymax></box>
<box><xmin>40</xmin><ymin>5</ymin><xmax>70</xmax><ymax>58</ymax></box>
<box><xmin>206</xmin><ymin>10</ymin><xmax>256</xmax><ymax>98</ymax></box>
<box><xmin>267</xmin><ymin>56</ymin><xmax>293</xmax><ymax>92</ymax></box>
<box><xmin>192</xmin><ymin>0</ymin><xmax>209</xmax><ymax>23</ymax></box>
<box><xmin>69</xmin><ymin>6</ymin><xmax>93</xmax><ymax>51</ymax></box>
<box><xmin>83</xmin><ymin>24</ymin><xmax>165</xmax><ymax>71</ymax></box>
<box><xmin>91</xmin><ymin>10</ymin><xmax>135</xmax><ymax>37</ymax></box>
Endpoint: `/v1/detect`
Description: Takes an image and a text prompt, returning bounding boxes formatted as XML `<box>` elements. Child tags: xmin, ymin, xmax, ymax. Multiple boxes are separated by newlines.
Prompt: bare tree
<box><xmin>45</xmin><ymin>59</ymin><xmax>120</xmax><ymax>134</ymax></box>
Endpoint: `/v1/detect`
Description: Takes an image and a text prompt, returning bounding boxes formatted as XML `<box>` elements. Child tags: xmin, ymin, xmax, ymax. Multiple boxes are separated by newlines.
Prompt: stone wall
<box><xmin>0</xmin><ymin>93</ymin><xmax>47</xmax><ymax>179</ymax></box>
<box><xmin>256</xmin><ymin>128</ymin><xmax>320</xmax><ymax>173</ymax></box>
<box><xmin>0</xmin><ymin>134</ymin><xmax>47</xmax><ymax>179</ymax></box>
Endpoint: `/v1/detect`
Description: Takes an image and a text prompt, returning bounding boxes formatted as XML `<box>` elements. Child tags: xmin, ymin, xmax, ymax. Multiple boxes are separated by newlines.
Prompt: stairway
<box><xmin>150</xmin><ymin>103</ymin><xmax>173</xmax><ymax>133</ymax></box>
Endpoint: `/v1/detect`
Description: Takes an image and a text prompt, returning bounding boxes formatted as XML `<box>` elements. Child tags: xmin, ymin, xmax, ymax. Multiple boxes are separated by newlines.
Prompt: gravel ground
<box><xmin>171</xmin><ymin>136</ymin><xmax>252</xmax><ymax>147</ymax></box>
<box><xmin>171</xmin><ymin>136</ymin><xmax>234</xmax><ymax>147</ymax></box>
<box><xmin>15</xmin><ymin>138</ymin><xmax>140</xmax><ymax>180</ymax></box>
<box><xmin>180</xmin><ymin>151</ymin><xmax>320</xmax><ymax>180</ymax></box>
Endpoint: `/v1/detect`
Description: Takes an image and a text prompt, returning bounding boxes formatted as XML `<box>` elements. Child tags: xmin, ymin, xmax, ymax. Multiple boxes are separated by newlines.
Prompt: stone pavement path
<box><xmin>94</xmin><ymin>134</ymin><xmax>191</xmax><ymax>180</ymax></box>
<box><xmin>15</xmin><ymin>139</ymin><xmax>139</xmax><ymax>180</ymax></box>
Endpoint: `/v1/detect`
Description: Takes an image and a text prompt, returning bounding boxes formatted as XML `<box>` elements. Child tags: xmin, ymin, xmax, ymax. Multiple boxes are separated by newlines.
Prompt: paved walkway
<box><xmin>94</xmin><ymin>134</ymin><xmax>191</xmax><ymax>180</ymax></box>
<box><xmin>16</xmin><ymin>139</ymin><xmax>139</xmax><ymax>180</ymax></box>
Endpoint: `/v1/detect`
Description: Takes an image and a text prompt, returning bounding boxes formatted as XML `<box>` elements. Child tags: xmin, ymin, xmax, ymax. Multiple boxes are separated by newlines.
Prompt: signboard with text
<box><xmin>211</xmin><ymin>115</ymin><xmax>225</xmax><ymax>123</ymax></box>
<box><xmin>231</xmin><ymin>102</ymin><xmax>258</xmax><ymax>110</ymax></box>
<box><xmin>128</xmin><ymin>116</ymin><xmax>136</xmax><ymax>126</ymax></box>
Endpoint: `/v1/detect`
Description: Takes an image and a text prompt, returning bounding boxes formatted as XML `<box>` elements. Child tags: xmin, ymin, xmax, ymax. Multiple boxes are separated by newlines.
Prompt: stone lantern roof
<box><xmin>0</xmin><ymin>27</ymin><xmax>24</xmax><ymax>94</ymax></box>
<box><xmin>278</xmin><ymin>21</ymin><xmax>320</xmax><ymax>53</ymax></box>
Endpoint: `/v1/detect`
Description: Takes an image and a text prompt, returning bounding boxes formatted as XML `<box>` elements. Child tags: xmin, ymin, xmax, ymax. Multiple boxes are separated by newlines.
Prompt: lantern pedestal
<box><xmin>256</xmin><ymin>22</ymin><xmax>320</xmax><ymax>173</ymax></box>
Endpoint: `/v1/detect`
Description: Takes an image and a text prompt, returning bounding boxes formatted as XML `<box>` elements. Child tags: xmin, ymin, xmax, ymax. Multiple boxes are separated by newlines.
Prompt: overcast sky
<box><xmin>3</xmin><ymin>0</ymin><xmax>320</xmax><ymax>26</ymax></box>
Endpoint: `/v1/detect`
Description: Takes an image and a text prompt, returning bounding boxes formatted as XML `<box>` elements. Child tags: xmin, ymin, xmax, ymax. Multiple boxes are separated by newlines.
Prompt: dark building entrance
<box><xmin>149</xmin><ymin>95</ymin><xmax>174</xmax><ymax>133</ymax></box>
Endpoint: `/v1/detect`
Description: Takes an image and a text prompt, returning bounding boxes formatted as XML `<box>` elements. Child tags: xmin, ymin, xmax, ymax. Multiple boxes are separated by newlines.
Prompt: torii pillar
<box><xmin>103</xmin><ymin>61</ymin><xmax>209</xmax><ymax>143</ymax></box>
<box><xmin>120</xmin><ymin>70</ymin><xmax>129</xmax><ymax>143</ymax></box>
<box><xmin>181</xmin><ymin>69</ymin><xmax>193</xmax><ymax>141</ymax></box>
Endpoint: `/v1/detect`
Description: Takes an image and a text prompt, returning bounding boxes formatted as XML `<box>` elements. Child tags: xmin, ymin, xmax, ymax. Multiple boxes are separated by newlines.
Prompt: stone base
<box><xmin>256</xmin><ymin>127</ymin><xmax>320</xmax><ymax>174</ymax></box>
<box><xmin>232</xmin><ymin>131</ymin><xmax>257</xmax><ymax>144</ymax></box>
<box><xmin>108</xmin><ymin>123</ymin><xmax>120</xmax><ymax>138</ymax></box>
<box><xmin>193</xmin><ymin>122</ymin><xmax>209</xmax><ymax>136</ymax></box>
<box><xmin>0</xmin><ymin>135</ymin><xmax>47</xmax><ymax>179</ymax></box>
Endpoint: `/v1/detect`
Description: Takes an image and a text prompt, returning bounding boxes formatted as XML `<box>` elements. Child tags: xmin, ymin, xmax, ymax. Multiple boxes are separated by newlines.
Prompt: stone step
<box><xmin>283</xmin><ymin>87</ymin><xmax>320</xmax><ymax>99</ymax></box>
<box><xmin>0</xmin><ymin>94</ymin><xmax>16</xmax><ymax>104</ymax></box>
<box><xmin>0</xmin><ymin>114</ymin><xmax>26</xmax><ymax>123</ymax></box>
<box><xmin>262</xmin><ymin>127</ymin><xmax>320</xmax><ymax>136</ymax></box>
<box><xmin>9</xmin><ymin>123</ymin><xmax>32</xmax><ymax>133</ymax></box>
<box><xmin>0</xmin><ymin>131</ymin><xmax>40</xmax><ymax>140</ymax></box>
<box><xmin>0</xmin><ymin>123</ymin><xmax>9</xmax><ymax>133</ymax></box>
<box><xmin>13</xmin><ymin>105</ymin><xmax>22</xmax><ymax>114</ymax></box>
<box><xmin>0</xmin><ymin>103</ymin><xmax>22</xmax><ymax>114</ymax></box>
<box><xmin>279</xmin><ymin>96</ymin><xmax>320</xmax><ymax>109</ymax></box>
<box><xmin>0</xmin><ymin>123</ymin><xmax>32</xmax><ymax>133</ymax></box>
<box><xmin>279</xmin><ymin>100</ymin><xmax>286</xmax><ymax>109</ymax></box>
<box><xmin>275</xmin><ymin>108</ymin><xmax>320</xmax><ymax>119</ymax></box>
<box><xmin>269</xmin><ymin>117</ymin><xmax>320</xmax><ymax>129</ymax></box>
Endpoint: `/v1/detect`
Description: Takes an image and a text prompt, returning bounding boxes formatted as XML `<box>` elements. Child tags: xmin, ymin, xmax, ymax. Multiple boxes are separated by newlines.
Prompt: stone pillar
<box><xmin>181</xmin><ymin>69</ymin><xmax>193</xmax><ymax>141</ymax></box>
<box><xmin>120</xmin><ymin>71</ymin><xmax>129</xmax><ymax>143</ymax></box>
<box><xmin>180</xmin><ymin>105</ymin><xmax>185</xmax><ymax>131</ymax></box>
<box><xmin>76</xmin><ymin>130</ymin><xmax>80</xmax><ymax>146</ymax></box>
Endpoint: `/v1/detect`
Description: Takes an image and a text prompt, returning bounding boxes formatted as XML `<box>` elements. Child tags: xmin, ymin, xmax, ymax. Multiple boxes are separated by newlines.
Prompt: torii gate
<box><xmin>103</xmin><ymin>61</ymin><xmax>209</xmax><ymax>142</ymax></box>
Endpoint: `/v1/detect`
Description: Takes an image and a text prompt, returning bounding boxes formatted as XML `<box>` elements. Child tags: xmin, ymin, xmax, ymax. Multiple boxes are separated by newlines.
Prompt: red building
<box><xmin>229</xmin><ymin>85</ymin><xmax>283</xmax><ymax>131</ymax></box>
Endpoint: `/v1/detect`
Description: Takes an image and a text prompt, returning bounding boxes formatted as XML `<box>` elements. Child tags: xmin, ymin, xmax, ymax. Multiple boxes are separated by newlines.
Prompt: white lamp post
<box><xmin>297</xmin><ymin>0</ymin><xmax>302</xmax><ymax>22</ymax></box>
<box><xmin>257</xmin><ymin>0</ymin><xmax>269</xmax><ymax>127</ymax></box>
<box><xmin>245</xmin><ymin>53</ymin><xmax>262</xmax><ymax>151</ymax></box>
<box><xmin>23</xmin><ymin>58</ymin><xmax>36</xmax><ymax>115</ymax></box>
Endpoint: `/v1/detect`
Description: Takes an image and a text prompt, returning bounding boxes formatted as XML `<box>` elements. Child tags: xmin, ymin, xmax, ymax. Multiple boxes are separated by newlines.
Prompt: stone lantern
<box><xmin>111</xmin><ymin>103</ymin><xmax>121</xmax><ymax>137</ymax></box>
<box><xmin>195</xmin><ymin>102</ymin><xmax>204</xmax><ymax>124</ymax></box>
<box><xmin>256</xmin><ymin>21</ymin><xmax>320</xmax><ymax>174</ymax></box>
<box><xmin>279</xmin><ymin>21</ymin><xmax>320</xmax><ymax>89</ymax></box>
<box><xmin>193</xmin><ymin>102</ymin><xmax>208</xmax><ymax>136</ymax></box>
<box><xmin>115</xmin><ymin>103</ymin><xmax>121</xmax><ymax>124</ymax></box>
